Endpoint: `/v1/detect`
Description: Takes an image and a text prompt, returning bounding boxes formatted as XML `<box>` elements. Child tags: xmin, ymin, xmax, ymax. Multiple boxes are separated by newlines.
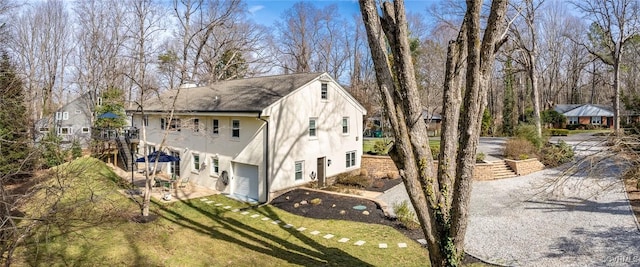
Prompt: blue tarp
<box><xmin>98</xmin><ymin>112</ymin><xmax>119</xmax><ymax>119</ymax></box>
<box><xmin>136</xmin><ymin>151</ymin><xmax>180</xmax><ymax>163</ymax></box>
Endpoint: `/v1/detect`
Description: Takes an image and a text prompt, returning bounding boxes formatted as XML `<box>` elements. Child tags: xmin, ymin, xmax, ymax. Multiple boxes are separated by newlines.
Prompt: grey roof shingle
<box><xmin>142</xmin><ymin>73</ymin><xmax>323</xmax><ymax>112</ymax></box>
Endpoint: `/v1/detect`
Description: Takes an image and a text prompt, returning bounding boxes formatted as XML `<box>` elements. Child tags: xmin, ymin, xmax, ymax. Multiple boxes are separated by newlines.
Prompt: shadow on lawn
<box><xmin>156</xmin><ymin>199</ymin><xmax>374</xmax><ymax>266</ymax></box>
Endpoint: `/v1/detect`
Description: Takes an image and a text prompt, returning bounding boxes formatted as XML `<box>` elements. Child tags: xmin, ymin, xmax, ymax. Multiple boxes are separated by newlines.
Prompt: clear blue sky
<box><xmin>245</xmin><ymin>0</ymin><xmax>436</xmax><ymax>27</ymax></box>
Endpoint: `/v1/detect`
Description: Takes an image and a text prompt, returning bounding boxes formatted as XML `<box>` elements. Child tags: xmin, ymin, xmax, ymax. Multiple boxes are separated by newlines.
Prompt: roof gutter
<box><xmin>257</xmin><ymin>111</ymin><xmax>269</xmax><ymax>204</ymax></box>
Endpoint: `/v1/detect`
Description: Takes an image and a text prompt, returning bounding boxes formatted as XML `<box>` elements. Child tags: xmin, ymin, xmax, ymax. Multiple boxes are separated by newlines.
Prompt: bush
<box><xmin>393</xmin><ymin>200</ymin><xmax>420</xmax><ymax>230</ymax></box>
<box><xmin>549</xmin><ymin>129</ymin><xmax>569</xmax><ymax>136</ymax></box>
<box><xmin>476</xmin><ymin>152</ymin><xmax>486</xmax><ymax>162</ymax></box>
<box><xmin>310</xmin><ymin>198</ymin><xmax>322</xmax><ymax>205</ymax></box>
<box><xmin>70</xmin><ymin>140</ymin><xmax>83</xmax><ymax>159</ymax></box>
<box><xmin>430</xmin><ymin>143</ymin><xmax>440</xmax><ymax>159</ymax></box>
<box><xmin>335</xmin><ymin>174</ymin><xmax>371</xmax><ymax>188</ymax></box>
<box><xmin>504</xmin><ymin>138</ymin><xmax>539</xmax><ymax>160</ymax></box>
<box><xmin>515</xmin><ymin>124</ymin><xmax>543</xmax><ymax>148</ymax></box>
<box><xmin>372</xmin><ymin>140</ymin><xmax>389</xmax><ymax>155</ymax></box>
<box><xmin>540</xmin><ymin>140</ymin><xmax>574</xmax><ymax>167</ymax></box>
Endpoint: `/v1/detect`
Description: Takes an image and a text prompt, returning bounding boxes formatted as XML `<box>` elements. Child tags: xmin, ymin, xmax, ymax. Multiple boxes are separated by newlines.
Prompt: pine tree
<box><xmin>0</xmin><ymin>52</ymin><xmax>33</xmax><ymax>178</ymax></box>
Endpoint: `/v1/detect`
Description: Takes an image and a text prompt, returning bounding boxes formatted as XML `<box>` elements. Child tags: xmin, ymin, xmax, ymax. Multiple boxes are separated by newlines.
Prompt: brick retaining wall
<box><xmin>505</xmin><ymin>158</ymin><xmax>545</xmax><ymax>176</ymax></box>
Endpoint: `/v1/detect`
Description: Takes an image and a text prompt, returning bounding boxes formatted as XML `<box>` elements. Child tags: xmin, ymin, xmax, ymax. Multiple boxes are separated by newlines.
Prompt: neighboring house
<box><xmin>366</xmin><ymin>108</ymin><xmax>441</xmax><ymax>137</ymax></box>
<box><xmin>554</xmin><ymin>104</ymin><xmax>614</xmax><ymax>128</ymax></box>
<box><xmin>35</xmin><ymin>93</ymin><xmax>96</xmax><ymax>147</ymax></box>
<box><xmin>131</xmin><ymin>73</ymin><xmax>367</xmax><ymax>203</ymax></box>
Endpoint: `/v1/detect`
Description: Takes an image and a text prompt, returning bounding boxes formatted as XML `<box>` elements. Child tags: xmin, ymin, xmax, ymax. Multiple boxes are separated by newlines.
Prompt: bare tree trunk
<box><xmin>359</xmin><ymin>0</ymin><xmax>508</xmax><ymax>265</ymax></box>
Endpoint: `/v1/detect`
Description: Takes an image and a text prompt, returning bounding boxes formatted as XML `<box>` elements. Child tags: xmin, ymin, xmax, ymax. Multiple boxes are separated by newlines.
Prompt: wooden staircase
<box><xmin>490</xmin><ymin>160</ymin><xmax>517</xmax><ymax>179</ymax></box>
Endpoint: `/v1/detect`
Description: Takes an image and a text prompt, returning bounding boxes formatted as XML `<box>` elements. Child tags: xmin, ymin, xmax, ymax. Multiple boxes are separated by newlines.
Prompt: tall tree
<box><xmin>275</xmin><ymin>1</ymin><xmax>351</xmax><ymax>80</ymax></box>
<box><xmin>72</xmin><ymin>0</ymin><xmax>130</xmax><ymax>112</ymax></box>
<box><xmin>171</xmin><ymin>0</ymin><xmax>244</xmax><ymax>84</ymax></box>
<box><xmin>359</xmin><ymin>0</ymin><xmax>508</xmax><ymax>265</ymax></box>
<box><xmin>11</xmin><ymin>0</ymin><xmax>72</xmax><ymax>126</ymax></box>
<box><xmin>576</xmin><ymin>0</ymin><xmax>640</xmax><ymax>133</ymax></box>
<box><xmin>510</xmin><ymin>0</ymin><xmax>544</xmax><ymax>139</ymax></box>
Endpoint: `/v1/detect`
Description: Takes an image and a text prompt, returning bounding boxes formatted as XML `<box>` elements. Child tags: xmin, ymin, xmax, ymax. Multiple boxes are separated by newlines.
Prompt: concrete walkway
<box><xmin>379</xmin><ymin>134</ymin><xmax>640</xmax><ymax>266</ymax></box>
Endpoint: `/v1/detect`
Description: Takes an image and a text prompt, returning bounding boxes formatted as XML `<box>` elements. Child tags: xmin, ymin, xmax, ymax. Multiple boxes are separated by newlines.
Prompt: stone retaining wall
<box><xmin>361</xmin><ymin>155</ymin><xmax>543</xmax><ymax>180</ymax></box>
<box><xmin>473</xmin><ymin>163</ymin><xmax>495</xmax><ymax>181</ymax></box>
<box><xmin>361</xmin><ymin>154</ymin><xmax>401</xmax><ymax>179</ymax></box>
<box><xmin>505</xmin><ymin>158</ymin><xmax>545</xmax><ymax>176</ymax></box>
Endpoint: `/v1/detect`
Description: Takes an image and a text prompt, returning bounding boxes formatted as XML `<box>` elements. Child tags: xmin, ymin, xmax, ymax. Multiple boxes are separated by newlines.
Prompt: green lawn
<box><xmin>13</xmin><ymin>157</ymin><xmax>431</xmax><ymax>266</ymax></box>
<box><xmin>364</xmin><ymin>138</ymin><xmax>440</xmax><ymax>155</ymax></box>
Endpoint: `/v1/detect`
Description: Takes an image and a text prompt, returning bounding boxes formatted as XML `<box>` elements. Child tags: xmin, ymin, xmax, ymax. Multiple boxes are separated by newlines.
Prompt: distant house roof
<box><xmin>554</xmin><ymin>104</ymin><xmax>582</xmax><ymax>114</ymax></box>
<box><xmin>557</xmin><ymin>104</ymin><xmax>614</xmax><ymax>117</ymax></box>
<box><xmin>141</xmin><ymin>73</ymin><xmax>324</xmax><ymax>113</ymax></box>
<box><xmin>421</xmin><ymin>109</ymin><xmax>442</xmax><ymax>121</ymax></box>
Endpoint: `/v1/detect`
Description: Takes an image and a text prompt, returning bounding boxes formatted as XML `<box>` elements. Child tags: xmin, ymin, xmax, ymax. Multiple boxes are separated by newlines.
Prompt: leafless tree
<box><xmin>574</xmin><ymin>0</ymin><xmax>640</xmax><ymax>133</ymax></box>
<box><xmin>171</xmin><ymin>0</ymin><xmax>243</xmax><ymax>84</ymax></box>
<box><xmin>11</xmin><ymin>0</ymin><xmax>72</xmax><ymax>125</ymax></box>
<box><xmin>72</xmin><ymin>0</ymin><xmax>131</xmax><ymax>114</ymax></box>
<box><xmin>359</xmin><ymin>0</ymin><xmax>508</xmax><ymax>265</ymax></box>
<box><xmin>509</xmin><ymin>0</ymin><xmax>544</xmax><ymax>138</ymax></box>
<box><xmin>275</xmin><ymin>2</ymin><xmax>351</xmax><ymax>80</ymax></box>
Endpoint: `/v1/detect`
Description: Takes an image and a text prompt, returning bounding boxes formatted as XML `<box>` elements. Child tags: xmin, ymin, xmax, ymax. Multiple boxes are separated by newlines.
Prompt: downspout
<box><xmin>257</xmin><ymin>111</ymin><xmax>269</xmax><ymax>204</ymax></box>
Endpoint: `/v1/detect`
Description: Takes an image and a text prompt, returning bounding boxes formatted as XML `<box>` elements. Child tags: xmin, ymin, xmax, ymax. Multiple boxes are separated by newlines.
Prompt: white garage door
<box><xmin>233</xmin><ymin>163</ymin><xmax>259</xmax><ymax>201</ymax></box>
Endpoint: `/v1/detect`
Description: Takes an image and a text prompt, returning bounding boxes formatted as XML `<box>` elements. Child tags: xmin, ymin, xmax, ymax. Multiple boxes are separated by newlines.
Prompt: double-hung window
<box><xmin>212</xmin><ymin>119</ymin><xmax>219</xmax><ymax>135</ymax></box>
<box><xmin>345</xmin><ymin>151</ymin><xmax>356</xmax><ymax>168</ymax></box>
<box><xmin>193</xmin><ymin>118</ymin><xmax>200</xmax><ymax>132</ymax></box>
<box><xmin>321</xmin><ymin>83</ymin><xmax>328</xmax><ymax>100</ymax></box>
<box><xmin>591</xmin><ymin>116</ymin><xmax>602</xmax><ymax>125</ymax></box>
<box><xmin>295</xmin><ymin>161</ymin><xmax>304</xmax><ymax>180</ymax></box>
<box><xmin>210</xmin><ymin>157</ymin><xmax>219</xmax><ymax>176</ymax></box>
<box><xmin>309</xmin><ymin>118</ymin><xmax>317</xmax><ymax>137</ymax></box>
<box><xmin>193</xmin><ymin>154</ymin><xmax>200</xmax><ymax>171</ymax></box>
<box><xmin>342</xmin><ymin>117</ymin><xmax>349</xmax><ymax>134</ymax></box>
<box><xmin>231</xmin><ymin>120</ymin><xmax>240</xmax><ymax>138</ymax></box>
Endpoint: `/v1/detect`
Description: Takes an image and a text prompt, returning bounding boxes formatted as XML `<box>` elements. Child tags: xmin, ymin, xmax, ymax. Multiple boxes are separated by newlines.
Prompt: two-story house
<box><xmin>35</xmin><ymin>93</ymin><xmax>95</xmax><ymax>147</ymax></box>
<box><xmin>132</xmin><ymin>73</ymin><xmax>367</xmax><ymax>203</ymax></box>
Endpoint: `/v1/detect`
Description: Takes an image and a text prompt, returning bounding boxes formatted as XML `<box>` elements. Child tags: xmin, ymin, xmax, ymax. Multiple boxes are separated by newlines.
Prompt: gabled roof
<box><xmin>560</xmin><ymin>104</ymin><xmax>614</xmax><ymax>117</ymax></box>
<box><xmin>142</xmin><ymin>73</ymin><xmax>323</xmax><ymax>113</ymax></box>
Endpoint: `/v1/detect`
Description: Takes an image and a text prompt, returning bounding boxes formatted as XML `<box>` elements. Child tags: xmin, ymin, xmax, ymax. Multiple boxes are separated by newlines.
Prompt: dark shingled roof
<box><xmin>143</xmin><ymin>73</ymin><xmax>323</xmax><ymax>112</ymax></box>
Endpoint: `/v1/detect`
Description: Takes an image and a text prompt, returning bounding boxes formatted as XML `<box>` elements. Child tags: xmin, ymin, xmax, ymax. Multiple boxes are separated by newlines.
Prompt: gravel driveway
<box><xmin>380</xmin><ymin>134</ymin><xmax>640</xmax><ymax>266</ymax></box>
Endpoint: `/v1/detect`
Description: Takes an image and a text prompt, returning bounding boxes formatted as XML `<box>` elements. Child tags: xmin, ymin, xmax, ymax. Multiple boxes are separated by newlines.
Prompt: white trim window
<box><xmin>321</xmin><ymin>83</ymin><xmax>328</xmax><ymax>100</ymax></box>
<box><xmin>231</xmin><ymin>119</ymin><xmax>240</xmax><ymax>138</ymax></box>
<box><xmin>591</xmin><ymin>116</ymin><xmax>602</xmax><ymax>125</ymax></box>
<box><xmin>309</xmin><ymin>118</ymin><xmax>317</xmax><ymax>137</ymax></box>
<box><xmin>82</xmin><ymin>127</ymin><xmax>90</xmax><ymax>134</ymax></box>
<box><xmin>346</xmin><ymin>151</ymin><xmax>356</xmax><ymax>168</ymax></box>
<box><xmin>342</xmin><ymin>117</ymin><xmax>349</xmax><ymax>134</ymax></box>
<box><xmin>58</xmin><ymin>127</ymin><xmax>71</xmax><ymax>135</ymax></box>
<box><xmin>75</xmin><ymin>110</ymin><xmax>81</xmax><ymax>114</ymax></box>
<box><xmin>295</xmin><ymin>161</ymin><xmax>304</xmax><ymax>180</ymax></box>
<box><xmin>143</xmin><ymin>115</ymin><xmax>149</xmax><ymax>127</ymax></box>
<box><xmin>62</xmin><ymin>112</ymin><xmax>69</xmax><ymax>120</ymax></box>
<box><xmin>568</xmin><ymin>116</ymin><xmax>579</xmax><ymax>125</ymax></box>
<box><xmin>193</xmin><ymin>153</ymin><xmax>200</xmax><ymax>172</ymax></box>
<box><xmin>212</xmin><ymin>119</ymin><xmax>219</xmax><ymax>135</ymax></box>
<box><xmin>55</xmin><ymin>112</ymin><xmax>62</xmax><ymax>121</ymax></box>
<box><xmin>193</xmin><ymin>118</ymin><xmax>200</xmax><ymax>132</ymax></box>
<box><xmin>210</xmin><ymin>157</ymin><xmax>219</xmax><ymax>176</ymax></box>
<box><xmin>39</xmin><ymin>127</ymin><xmax>49</xmax><ymax>132</ymax></box>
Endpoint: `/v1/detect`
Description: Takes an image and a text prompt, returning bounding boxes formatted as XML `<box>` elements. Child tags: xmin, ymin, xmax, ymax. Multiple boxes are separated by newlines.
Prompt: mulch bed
<box><xmin>271</xmin><ymin>188</ymin><xmax>488</xmax><ymax>265</ymax></box>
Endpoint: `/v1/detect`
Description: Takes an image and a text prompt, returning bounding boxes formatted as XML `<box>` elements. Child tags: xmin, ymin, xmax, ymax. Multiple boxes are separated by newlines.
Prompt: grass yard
<box><xmin>363</xmin><ymin>138</ymin><xmax>440</xmax><ymax>155</ymax></box>
<box><xmin>12</xmin><ymin>157</ymin><xmax>432</xmax><ymax>266</ymax></box>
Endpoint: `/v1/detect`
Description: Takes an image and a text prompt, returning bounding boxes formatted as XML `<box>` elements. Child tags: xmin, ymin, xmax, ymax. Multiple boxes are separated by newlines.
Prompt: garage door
<box><xmin>233</xmin><ymin>163</ymin><xmax>259</xmax><ymax>201</ymax></box>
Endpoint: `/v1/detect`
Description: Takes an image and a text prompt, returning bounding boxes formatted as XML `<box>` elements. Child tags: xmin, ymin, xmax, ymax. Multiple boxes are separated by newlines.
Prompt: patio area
<box><xmin>108</xmin><ymin>163</ymin><xmax>219</xmax><ymax>203</ymax></box>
